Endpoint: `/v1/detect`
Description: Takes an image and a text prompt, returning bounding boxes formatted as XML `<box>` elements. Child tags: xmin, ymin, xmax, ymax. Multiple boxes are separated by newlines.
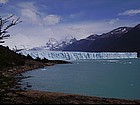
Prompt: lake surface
<box><xmin>21</xmin><ymin>59</ymin><xmax>140</xmax><ymax>99</ymax></box>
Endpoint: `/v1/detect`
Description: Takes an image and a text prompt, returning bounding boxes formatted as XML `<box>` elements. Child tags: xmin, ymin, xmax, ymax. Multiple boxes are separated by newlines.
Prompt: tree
<box><xmin>0</xmin><ymin>14</ymin><xmax>22</xmax><ymax>43</ymax></box>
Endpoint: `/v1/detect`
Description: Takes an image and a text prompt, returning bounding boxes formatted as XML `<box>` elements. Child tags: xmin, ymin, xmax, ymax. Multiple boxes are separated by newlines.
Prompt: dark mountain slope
<box><xmin>106</xmin><ymin>24</ymin><xmax>140</xmax><ymax>52</ymax></box>
<box><xmin>63</xmin><ymin>24</ymin><xmax>140</xmax><ymax>54</ymax></box>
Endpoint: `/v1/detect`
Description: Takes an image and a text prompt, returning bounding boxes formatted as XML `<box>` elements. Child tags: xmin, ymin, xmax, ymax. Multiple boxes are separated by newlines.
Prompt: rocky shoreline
<box><xmin>5</xmin><ymin>90</ymin><xmax>140</xmax><ymax>105</ymax></box>
<box><xmin>0</xmin><ymin>60</ymin><xmax>140</xmax><ymax>105</ymax></box>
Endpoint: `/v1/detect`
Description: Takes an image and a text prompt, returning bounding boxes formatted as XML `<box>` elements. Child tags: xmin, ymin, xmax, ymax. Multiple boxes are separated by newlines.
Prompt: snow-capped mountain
<box><xmin>46</xmin><ymin>38</ymin><xmax>59</xmax><ymax>50</ymax></box>
<box><xmin>85</xmin><ymin>34</ymin><xmax>99</xmax><ymax>41</ymax></box>
<box><xmin>109</xmin><ymin>27</ymin><xmax>131</xmax><ymax>35</ymax></box>
<box><xmin>86</xmin><ymin>27</ymin><xmax>131</xmax><ymax>40</ymax></box>
<box><xmin>63</xmin><ymin>25</ymin><xmax>140</xmax><ymax>52</ymax></box>
<box><xmin>30</xmin><ymin>36</ymin><xmax>77</xmax><ymax>51</ymax></box>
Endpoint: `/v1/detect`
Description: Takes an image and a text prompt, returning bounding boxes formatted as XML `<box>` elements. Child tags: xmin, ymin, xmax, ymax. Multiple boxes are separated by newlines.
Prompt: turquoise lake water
<box><xmin>21</xmin><ymin>59</ymin><xmax>140</xmax><ymax>99</ymax></box>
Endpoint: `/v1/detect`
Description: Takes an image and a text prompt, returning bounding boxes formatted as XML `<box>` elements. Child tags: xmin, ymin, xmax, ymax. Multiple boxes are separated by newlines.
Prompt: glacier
<box><xmin>18</xmin><ymin>50</ymin><xmax>137</xmax><ymax>60</ymax></box>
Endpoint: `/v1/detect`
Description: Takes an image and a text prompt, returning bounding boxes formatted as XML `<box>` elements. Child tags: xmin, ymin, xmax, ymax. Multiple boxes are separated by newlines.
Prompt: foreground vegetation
<box><xmin>0</xmin><ymin>45</ymin><xmax>70</xmax><ymax>104</ymax></box>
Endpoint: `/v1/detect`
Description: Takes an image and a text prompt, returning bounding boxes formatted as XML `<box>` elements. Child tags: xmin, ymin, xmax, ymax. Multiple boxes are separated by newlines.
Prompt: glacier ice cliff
<box><xmin>18</xmin><ymin>50</ymin><xmax>137</xmax><ymax>60</ymax></box>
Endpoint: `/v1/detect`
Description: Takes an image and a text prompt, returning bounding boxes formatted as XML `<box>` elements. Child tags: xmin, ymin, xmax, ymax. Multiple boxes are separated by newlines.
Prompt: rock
<box><xmin>27</xmin><ymin>84</ymin><xmax>32</xmax><ymax>88</ymax></box>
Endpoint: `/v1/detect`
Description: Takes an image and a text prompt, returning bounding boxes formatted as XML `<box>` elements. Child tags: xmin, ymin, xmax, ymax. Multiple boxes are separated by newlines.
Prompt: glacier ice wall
<box><xmin>18</xmin><ymin>50</ymin><xmax>137</xmax><ymax>60</ymax></box>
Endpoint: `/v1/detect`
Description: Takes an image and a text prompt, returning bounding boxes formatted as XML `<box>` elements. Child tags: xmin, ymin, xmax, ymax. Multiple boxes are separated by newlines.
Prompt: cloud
<box><xmin>21</xmin><ymin>9</ymin><xmax>39</xmax><ymax>22</ymax></box>
<box><xmin>18</xmin><ymin>2</ymin><xmax>38</xmax><ymax>12</ymax></box>
<box><xmin>0</xmin><ymin>0</ymin><xmax>8</xmax><ymax>4</ymax></box>
<box><xmin>17</xmin><ymin>2</ymin><xmax>61</xmax><ymax>26</ymax></box>
<box><xmin>43</xmin><ymin>15</ymin><xmax>61</xmax><ymax>26</ymax></box>
<box><xmin>69</xmin><ymin>11</ymin><xmax>85</xmax><ymax>19</ymax></box>
<box><xmin>119</xmin><ymin>9</ymin><xmax>140</xmax><ymax>16</ymax></box>
<box><xmin>18</xmin><ymin>2</ymin><xmax>41</xmax><ymax>23</ymax></box>
<box><xmin>5</xmin><ymin>33</ymin><xmax>47</xmax><ymax>49</ymax></box>
<box><xmin>109</xmin><ymin>18</ymin><xmax>120</xmax><ymax>25</ymax></box>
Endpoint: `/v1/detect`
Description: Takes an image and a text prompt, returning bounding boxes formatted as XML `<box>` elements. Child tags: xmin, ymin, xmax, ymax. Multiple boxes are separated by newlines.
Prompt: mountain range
<box><xmin>30</xmin><ymin>36</ymin><xmax>77</xmax><ymax>51</ymax></box>
<box><xmin>63</xmin><ymin>24</ymin><xmax>140</xmax><ymax>56</ymax></box>
<box><xmin>29</xmin><ymin>24</ymin><xmax>140</xmax><ymax>57</ymax></box>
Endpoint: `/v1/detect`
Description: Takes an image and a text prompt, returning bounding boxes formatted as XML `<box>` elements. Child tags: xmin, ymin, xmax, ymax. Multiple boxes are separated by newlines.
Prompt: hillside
<box><xmin>0</xmin><ymin>45</ymin><xmax>70</xmax><ymax>104</ymax></box>
<box><xmin>0</xmin><ymin>45</ymin><xmax>44</xmax><ymax>102</ymax></box>
<box><xmin>63</xmin><ymin>24</ymin><xmax>140</xmax><ymax>56</ymax></box>
<box><xmin>0</xmin><ymin>45</ymin><xmax>27</xmax><ymax>69</ymax></box>
<box><xmin>107</xmin><ymin>24</ymin><xmax>140</xmax><ymax>53</ymax></box>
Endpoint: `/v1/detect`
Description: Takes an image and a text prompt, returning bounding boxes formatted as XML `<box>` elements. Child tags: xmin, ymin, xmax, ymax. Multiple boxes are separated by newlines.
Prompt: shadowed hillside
<box><xmin>63</xmin><ymin>24</ymin><xmax>140</xmax><ymax>56</ymax></box>
<box><xmin>0</xmin><ymin>45</ymin><xmax>27</xmax><ymax>69</ymax></box>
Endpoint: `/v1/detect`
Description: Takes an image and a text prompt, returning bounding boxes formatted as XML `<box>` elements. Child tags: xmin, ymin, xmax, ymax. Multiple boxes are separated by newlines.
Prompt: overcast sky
<box><xmin>0</xmin><ymin>0</ymin><xmax>140</xmax><ymax>49</ymax></box>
